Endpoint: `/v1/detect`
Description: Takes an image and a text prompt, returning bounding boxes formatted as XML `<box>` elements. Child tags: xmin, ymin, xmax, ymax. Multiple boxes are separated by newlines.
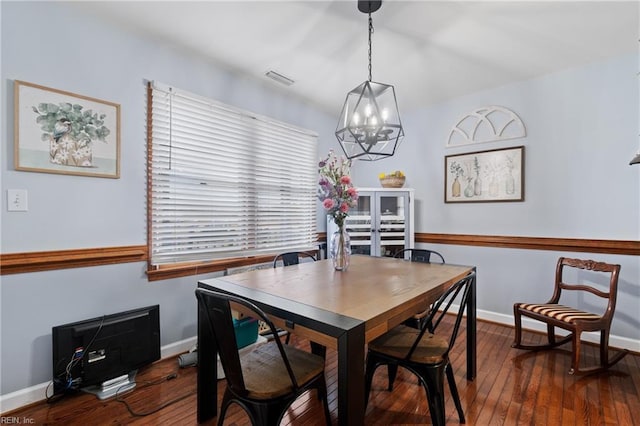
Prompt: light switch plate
<box><xmin>7</xmin><ymin>189</ymin><xmax>28</xmax><ymax>211</ymax></box>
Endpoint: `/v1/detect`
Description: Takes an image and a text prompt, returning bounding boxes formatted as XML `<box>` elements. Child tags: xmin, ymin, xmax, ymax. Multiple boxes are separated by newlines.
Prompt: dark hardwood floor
<box><xmin>6</xmin><ymin>318</ymin><xmax>640</xmax><ymax>425</ymax></box>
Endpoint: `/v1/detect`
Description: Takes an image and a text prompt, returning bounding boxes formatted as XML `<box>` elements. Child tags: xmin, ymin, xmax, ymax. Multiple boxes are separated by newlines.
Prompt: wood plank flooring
<box><xmin>5</xmin><ymin>318</ymin><xmax>639</xmax><ymax>425</ymax></box>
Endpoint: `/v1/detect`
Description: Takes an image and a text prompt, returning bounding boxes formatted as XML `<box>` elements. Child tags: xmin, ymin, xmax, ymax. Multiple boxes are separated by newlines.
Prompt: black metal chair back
<box><xmin>196</xmin><ymin>288</ymin><xmax>298</xmax><ymax>394</ymax></box>
<box><xmin>408</xmin><ymin>273</ymin><xmax>473</xmax><ymax>361</ymax></box>
<box><xmin>394</xmin><ymin>248</ymin><xmax>445</xmax><ymax>264</ymax></box>
<box><xmin>195</xmin><ymin>288</ymin><xmax>331</xmax><ymax>425</ymax></box>
<box><xmin>272</xmin><ymin>251</ymin><xmax>316</xmax><ymax>267</ymax></box>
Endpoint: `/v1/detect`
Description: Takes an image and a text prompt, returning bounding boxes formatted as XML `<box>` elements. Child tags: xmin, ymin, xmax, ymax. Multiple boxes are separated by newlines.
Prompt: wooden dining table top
<box><xmin>213</xmin><ymin>255</ymin><xmax>474</xmax><ymax>343</ymax></box>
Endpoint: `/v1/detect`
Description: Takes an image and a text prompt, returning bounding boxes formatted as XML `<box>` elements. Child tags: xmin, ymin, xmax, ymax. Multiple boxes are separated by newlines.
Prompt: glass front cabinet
<box><xmin>327</xmin><ymin>188</ymin><xmax>414</xmax><ymax>258</ymax></box>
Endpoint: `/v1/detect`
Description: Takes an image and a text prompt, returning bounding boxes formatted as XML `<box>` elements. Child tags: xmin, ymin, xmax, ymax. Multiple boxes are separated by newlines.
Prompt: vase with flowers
<box><xmin>318</xmin><ymin>150</ymin><xmax>358</xmax><ymax>271</ymax></box>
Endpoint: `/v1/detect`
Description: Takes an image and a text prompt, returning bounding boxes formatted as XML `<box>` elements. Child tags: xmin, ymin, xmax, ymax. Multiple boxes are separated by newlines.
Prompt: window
<box><xmin>147</xmin><ymin>82</ymin><xmax>318</xmax><ymax>270</ymax></box>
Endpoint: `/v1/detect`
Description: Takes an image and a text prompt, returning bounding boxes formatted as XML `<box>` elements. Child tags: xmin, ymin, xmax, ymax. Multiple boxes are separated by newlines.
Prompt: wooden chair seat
<box><xmin>368</xmin><ymin>325</ymin><xmax>449</xmax><ymax>364</ymax></box>
<box><xmin>516</xmin><ymin>303</ymin><xmax>602</xmax><ymax>323</ymax></box>
<box><xmin>241</xmin><ymin>344</ymin><xmax>325</xmax><ymax>400</ymax></box>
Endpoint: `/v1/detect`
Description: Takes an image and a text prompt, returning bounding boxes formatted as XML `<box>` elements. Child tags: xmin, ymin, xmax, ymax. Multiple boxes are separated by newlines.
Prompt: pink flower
<box><xmin>323</xmin><ymin>199</ymin><xmax>335</xmax><ymax>209</ymax></box>
<box><xmin>317</xmin><ymin>151</ymin><xmax>357</xmax><ymax>226</ymax></box>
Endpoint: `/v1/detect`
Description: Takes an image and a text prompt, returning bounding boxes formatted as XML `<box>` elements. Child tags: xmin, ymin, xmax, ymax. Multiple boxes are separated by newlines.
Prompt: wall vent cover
<box><xmin>265</xmin><ymin>70</ymin><xmax>295</xmax><ymax>86</ymax></box>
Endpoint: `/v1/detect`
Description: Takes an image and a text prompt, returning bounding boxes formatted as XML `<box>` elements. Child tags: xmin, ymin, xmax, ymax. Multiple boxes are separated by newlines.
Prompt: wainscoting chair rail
<box><xmin>1</xmin><ymin>234</ymin><xmax>637</xmax><ymax>276</ymax></box>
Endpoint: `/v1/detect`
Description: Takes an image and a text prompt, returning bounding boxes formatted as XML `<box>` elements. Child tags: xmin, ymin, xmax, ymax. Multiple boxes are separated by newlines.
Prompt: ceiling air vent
<box><xmin>265</xmin><ymin>70</ymin><xmax>295</xmax><ymax>86</ymax></box>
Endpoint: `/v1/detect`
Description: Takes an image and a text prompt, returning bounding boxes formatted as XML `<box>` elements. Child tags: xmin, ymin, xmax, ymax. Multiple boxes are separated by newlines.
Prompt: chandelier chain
<box><xmin>368</xmin><ymin>12</ymin><xmax>374</xmax><ymax>82</ymax></box>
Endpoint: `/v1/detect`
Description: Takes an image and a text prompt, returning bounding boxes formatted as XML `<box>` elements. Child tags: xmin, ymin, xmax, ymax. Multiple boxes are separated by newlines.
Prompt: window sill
<box><xmin>146</xmin><ymin>255</ymin><xmax>276</xmax><ymax>281</ymax></box>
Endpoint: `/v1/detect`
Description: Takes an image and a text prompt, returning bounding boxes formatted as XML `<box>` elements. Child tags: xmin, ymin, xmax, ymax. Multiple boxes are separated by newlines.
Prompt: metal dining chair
<box><xmin>196</xmin><ymin>288</ymin><xmax>331</xmax><ymax>426</ymax></box>
<box><xmin>387</xmin><ymin>248</ymin><xmax>446</xmax><ymax>391</ymax></box>
<box><xmin>365</xmin><ymin>273</ymin><xmax>475</xmax><ymax>426</ymax></box>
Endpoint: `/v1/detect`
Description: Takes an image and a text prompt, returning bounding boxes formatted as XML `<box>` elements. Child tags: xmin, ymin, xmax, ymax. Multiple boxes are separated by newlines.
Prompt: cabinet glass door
<box><xmin>331</xmin><ymin>189</ymin><xmax>411</xmax><ymax>258</ymax></box>
<box><xmin>345</xmin><ymin>193</ymin><xmax>372</xmax><ymax>256</ymax></box>
<box><xmin>376</xmin><ymin>193</ymin><xmax>409</xmax><ymax>257</ymax></box>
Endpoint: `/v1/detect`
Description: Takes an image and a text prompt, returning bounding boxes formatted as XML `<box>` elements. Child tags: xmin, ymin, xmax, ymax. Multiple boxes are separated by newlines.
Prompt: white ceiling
<box><xmin>72</xmin><ymin>1</ymin><xmax>639</xmax><ymax>114</ymax></box>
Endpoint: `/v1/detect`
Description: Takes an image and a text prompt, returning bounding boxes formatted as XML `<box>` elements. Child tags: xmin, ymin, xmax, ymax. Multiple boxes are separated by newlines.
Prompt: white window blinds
<box><xmin>149</xmin><ymin>81</ymin><xmax>318</xmax><ymax>267</ymax></box>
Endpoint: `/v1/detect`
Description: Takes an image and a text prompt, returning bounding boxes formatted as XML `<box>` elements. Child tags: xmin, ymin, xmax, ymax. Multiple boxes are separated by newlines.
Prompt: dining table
<box><xmin>197</xmin><ymin>255</ymin><xmax>476</xmax><ymax>425</ymax></box>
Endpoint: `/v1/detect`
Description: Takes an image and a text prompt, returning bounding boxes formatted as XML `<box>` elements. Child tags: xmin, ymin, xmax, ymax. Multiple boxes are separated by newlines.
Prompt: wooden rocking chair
<box><xmin>512</xmin><ymin>257</ymin><xmax>628</xmax><ymax>375</ymax></box>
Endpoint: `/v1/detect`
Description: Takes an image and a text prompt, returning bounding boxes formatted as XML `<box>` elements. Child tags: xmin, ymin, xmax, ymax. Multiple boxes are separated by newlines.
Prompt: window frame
<box><xmin>146</xmin><ymin>82</ymin><xmax>319</xmax><ymax>279</ymax></box>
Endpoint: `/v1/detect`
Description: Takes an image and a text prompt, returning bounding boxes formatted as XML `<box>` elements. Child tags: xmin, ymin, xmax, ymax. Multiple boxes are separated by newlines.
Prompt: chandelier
<box><xmin>335</xmin><ymin>0</ymin><xmax>404</xmax><ymax>161</ymax></box>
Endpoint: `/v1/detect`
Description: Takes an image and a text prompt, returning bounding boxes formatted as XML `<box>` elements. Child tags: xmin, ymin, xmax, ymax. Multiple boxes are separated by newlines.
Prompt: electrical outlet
<box><xmin>7</xmin><ymin>189</ymin><xmax>28</xmax><ymax>212</ymax></box>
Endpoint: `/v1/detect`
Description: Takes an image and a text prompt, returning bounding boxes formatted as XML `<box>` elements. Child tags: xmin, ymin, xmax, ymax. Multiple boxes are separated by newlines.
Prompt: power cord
<box><xmin>45</xmin><ymin>381</ymin><xmax>67</xmax><ymax>404</ymax></box>
<box><xmin>47</xmin><ymin>317</ymin><xmax>106</xmax><ymax>404</ymax></box>
<box><xmin>115</xmin><ymin>372</ymin><xmax>194</xmax><ymax>417</ymax></box>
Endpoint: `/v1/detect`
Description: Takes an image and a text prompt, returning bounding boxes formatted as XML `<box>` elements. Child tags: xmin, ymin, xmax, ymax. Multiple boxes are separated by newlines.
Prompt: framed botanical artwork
<box><xmin>14</xmin><ymin>80</ymin><xmax>120</xmax><ymax>178</ymax></box>
<box><xmin>445</xmin><ymin>145</ymin><xmax>524</xmax><ymax>203</ymax></box>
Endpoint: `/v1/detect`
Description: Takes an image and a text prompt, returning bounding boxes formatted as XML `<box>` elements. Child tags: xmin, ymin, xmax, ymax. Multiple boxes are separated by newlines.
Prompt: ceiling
<box><xmin>72</xmin><ymin>1</ymin><xmax>638</xmax><ymax>114</ymax></box>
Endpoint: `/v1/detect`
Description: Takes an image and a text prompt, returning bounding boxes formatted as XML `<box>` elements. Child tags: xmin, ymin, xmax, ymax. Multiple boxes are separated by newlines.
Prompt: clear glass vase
<box><xmin>330</xmin><ymin>225</ymin><xmax>351</xmax><ymax>271</ymax></box>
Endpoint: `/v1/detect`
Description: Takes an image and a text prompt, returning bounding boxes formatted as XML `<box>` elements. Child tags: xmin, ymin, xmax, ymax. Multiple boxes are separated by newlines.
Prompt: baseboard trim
<box><xmin>475</xmin><ymin>308</ymin><xmax>640</xmax><ymax>353</ymax></box>
<box><xmin>0</xmin><ymin>336</ymin><xmax>197</xmax><ymax>415</ymax></box>
<box><xmin>2</xmin><ymin>312</ymin><xmax>638</xmax><ymax>414</ymax></box>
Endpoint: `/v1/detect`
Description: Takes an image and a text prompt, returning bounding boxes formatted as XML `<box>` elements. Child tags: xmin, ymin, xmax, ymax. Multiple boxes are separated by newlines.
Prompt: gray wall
<box><xmin>1</xmin><ymin>0</ymin><xmax>639</xmax><ymax>400</ymax></box>
<box><xmin>353</xmin><ymin>53</ymin><xmax>640</xmax><ymax>341</ymax></box>
<box><xmin>0</xmin><ymin>1</ymin><xmax>335</xmax><ymax>396</ymax></box>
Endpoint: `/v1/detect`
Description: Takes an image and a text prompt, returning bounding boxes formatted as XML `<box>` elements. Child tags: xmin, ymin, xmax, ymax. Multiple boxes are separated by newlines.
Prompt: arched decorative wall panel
<box><xmin>447</xmin><ymin>106</ymin><xmax>526</xmax><ymax>147</ymax></box>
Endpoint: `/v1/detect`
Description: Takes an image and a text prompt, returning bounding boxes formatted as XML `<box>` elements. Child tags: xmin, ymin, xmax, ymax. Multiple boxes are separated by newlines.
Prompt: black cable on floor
<box><xmin>114</xmin><ymin>372</ymin><xmax>195</xmax><ymax>417</ymax></box>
